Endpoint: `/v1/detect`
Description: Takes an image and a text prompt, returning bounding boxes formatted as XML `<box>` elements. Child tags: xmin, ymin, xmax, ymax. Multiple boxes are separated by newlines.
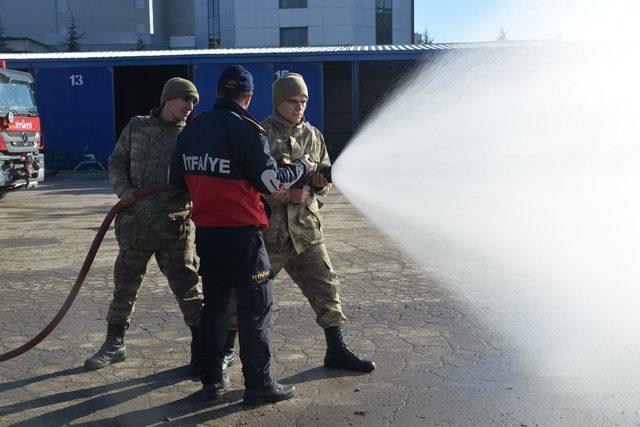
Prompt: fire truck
<box><xmin>0</xmin><ymin>60</ymin><xmax>44</xmax><ymax>196</ymax></box>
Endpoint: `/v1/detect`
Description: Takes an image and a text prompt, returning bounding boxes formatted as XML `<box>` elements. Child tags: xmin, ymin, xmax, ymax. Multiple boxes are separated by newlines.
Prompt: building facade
<box><xmin>1</xmin><ymin>1</ymin><xmax>413</xmax><ymax>52</ymax></box>
<box><xmin>193</xmin><ymin>0</ymin><xmax>414</xmax><ymax>49</ymax></box>
<box><xmin>1</xmin><ymin>0</ymin><xmax>195</xmax><ymax>52</ymax></box>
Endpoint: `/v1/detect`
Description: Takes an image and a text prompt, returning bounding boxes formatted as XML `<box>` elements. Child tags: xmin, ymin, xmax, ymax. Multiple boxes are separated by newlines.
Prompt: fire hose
<box><xmin>0</xmin><ymin>182</ymin><xmax>172</xmax><ymax>363</ymax></box>
<box><xmin>0</xmin><ymin>165</ymin><xmax>333</xmax><ymax>363</ymax></box>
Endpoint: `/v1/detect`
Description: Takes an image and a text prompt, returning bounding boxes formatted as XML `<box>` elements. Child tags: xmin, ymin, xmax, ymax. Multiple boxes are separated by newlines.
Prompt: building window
<box><xmin>376</xmin><ymin>0</ymin><xmax>392</xmax><ymax>44</ymax></box>
<box><xmin>135</xmin><ymin>0</ymin><xmax>145</xmax><ymax>9</ymax></box>
<box><xmin>135</xmin><ymin>24</ymin><xmax>145</xmax><ymax>34</ymax></box>
<box><xmin>279</xmin><ymin>0</ymin><xmax>307</xmax><ymax>8</ymax></box>
<box><xmin>208</xmin><ymin>0</ymin><xmax>221</xmax><ymax>48</ymax></box>
<box><xmin>280</xmin><ymin>27</ymin><xmax>308</xmax><ymax>47</ymax></box>
<box><xmin>57</xmin><ymin>0</ymin><xmax>67</xmax><ymax>12</ymax></box>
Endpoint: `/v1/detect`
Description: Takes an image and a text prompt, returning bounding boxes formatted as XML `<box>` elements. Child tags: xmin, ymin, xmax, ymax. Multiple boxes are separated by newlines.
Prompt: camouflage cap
<box><xmin>161</xmin><ymin>77</ymin><xmax>199</xmax><ymax>105</ymax></box>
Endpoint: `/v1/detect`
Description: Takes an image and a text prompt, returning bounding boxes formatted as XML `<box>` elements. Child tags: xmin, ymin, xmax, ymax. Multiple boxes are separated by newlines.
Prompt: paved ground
<box><xmin>0</xmin><ymin>172</ymin><xmax>635</xmax><ymax>426</ymax></box>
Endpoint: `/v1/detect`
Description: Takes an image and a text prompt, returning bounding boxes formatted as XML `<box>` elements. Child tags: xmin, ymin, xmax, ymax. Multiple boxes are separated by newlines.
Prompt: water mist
<box><xmin>334</xmin><ymin>0</ymin><xmax>640</xmax><ymax>416</ymax></box>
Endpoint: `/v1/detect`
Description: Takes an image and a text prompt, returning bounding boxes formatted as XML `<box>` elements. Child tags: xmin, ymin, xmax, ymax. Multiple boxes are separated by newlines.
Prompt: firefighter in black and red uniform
<box><xmin>169</xmin><ymin>65</ymin><xmax>314</xmax><ymax>405</ymax></box>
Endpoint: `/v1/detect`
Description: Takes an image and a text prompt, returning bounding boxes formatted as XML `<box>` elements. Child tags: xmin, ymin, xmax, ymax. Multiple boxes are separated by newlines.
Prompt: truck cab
<box><xmin>0</xmin><ymin>61</ymin><xmax>44</xmax><ymax>195</ymax></box>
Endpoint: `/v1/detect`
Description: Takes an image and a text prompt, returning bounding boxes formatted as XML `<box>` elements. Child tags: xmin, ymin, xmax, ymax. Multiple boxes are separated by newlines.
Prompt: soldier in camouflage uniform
<box><xmin>226</xmin><ymin>73</ymin><xmax>375</xmax><ymax>372</ymax></box>
<box><xmin>84</xmin><ymin>78</ymin><xmax>203</xmax><ymax>372</ymax></box>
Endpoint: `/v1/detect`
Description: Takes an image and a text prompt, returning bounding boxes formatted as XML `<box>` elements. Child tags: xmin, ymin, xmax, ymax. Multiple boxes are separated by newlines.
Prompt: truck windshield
<box><xmin>0</xmin><ymin>82</ymin><xmax>37</xmax><ymax>112</ymax></box>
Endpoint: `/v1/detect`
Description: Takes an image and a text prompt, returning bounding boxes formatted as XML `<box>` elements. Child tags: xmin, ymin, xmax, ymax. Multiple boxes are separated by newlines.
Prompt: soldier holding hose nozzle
<box><xmin>317</xmin><ymin>165</ymin><xmax>332</xmax><ymax>184</ymax></box>
<box><xmin>224</xmin><ymin>73</ymin><xmax>374</xmax><ymax>373</ymax></box>
<box><xmin>278</xmin><ymin>156</ymin><xmax>331</xmax><ymax>205</ymax></box>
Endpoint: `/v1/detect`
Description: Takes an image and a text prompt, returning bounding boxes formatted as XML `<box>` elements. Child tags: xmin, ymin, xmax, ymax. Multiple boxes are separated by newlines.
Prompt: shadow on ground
<box><xmin>2</xmin><ymin>365</ymin><xmax>361</xmax><ymax>426</ymax></box>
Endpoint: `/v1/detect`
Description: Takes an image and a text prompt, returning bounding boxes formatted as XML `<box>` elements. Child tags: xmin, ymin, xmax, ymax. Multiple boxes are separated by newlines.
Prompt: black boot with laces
<box><xmin>323</xmin><ymin>326</ymin><xmax>375</xmax><ymax>372</ymax></box>
<box><xmin>84</xmin><ymin>323</ymin><xmax>128</xmax><ymax>371</ymax></box>
<box><xmin>243</xmin><ymin>380</ymin><xmax>296</xmax><ymax>405</ymax></box>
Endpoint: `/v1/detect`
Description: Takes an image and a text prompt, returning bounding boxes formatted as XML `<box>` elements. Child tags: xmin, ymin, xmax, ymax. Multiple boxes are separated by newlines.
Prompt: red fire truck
<box><xmin>0</xmin><ymin>60</ymin><xmax>44</xmax><ymax>196</ymax></box>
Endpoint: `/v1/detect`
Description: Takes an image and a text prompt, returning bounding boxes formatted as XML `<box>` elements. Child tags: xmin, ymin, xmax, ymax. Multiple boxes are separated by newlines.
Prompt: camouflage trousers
<box><xmin>229</xmin><ymin>242</ymin><xmax>346</xmax><ymax>330</ymax></box>
<box><xmin>106</xmin><ymin>247</ymin><xmax>203</xmax><ymax>328</ymax></box>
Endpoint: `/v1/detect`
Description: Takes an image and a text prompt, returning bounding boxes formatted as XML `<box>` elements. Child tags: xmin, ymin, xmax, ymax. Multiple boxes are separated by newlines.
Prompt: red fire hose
<box><xmin>0</xmin><ymin>183</ymin><xmax>173</xmax><ymax>363</ymax></box>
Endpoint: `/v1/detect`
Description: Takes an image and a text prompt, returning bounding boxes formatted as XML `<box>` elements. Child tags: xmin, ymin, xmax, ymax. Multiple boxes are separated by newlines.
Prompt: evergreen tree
<box><xmin>135</xmin><ymin>37</ymin><xmax>146</xmax><ymax>51</ymax></box>
<box><xmin>65</xmin><ymin>13</ymin><xmax>85</xmax><ymax>52</ymax></box>
<box><xmin>0</xmin><ymin>16</ymin><xmax>12</xmax><ymax>52</ymax></box>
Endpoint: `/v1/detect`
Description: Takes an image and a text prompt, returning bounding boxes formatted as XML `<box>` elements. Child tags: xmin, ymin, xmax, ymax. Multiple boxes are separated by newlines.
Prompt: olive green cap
<box><xmin>272</xmin><ymin>73</ymin><xmax>308</xmax><ymax>107</ymax></box>
<box><xmin>161</xmin><ymin>77</ymin><xmax>199</xmax><ymax>105</ymax></box>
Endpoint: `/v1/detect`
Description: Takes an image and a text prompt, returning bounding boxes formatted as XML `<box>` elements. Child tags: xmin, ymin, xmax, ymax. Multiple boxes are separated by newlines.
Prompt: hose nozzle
<box><xmin>317</xmin><ymin>165</ymin><xmax>332</xmax><ymax>183</ymax></box>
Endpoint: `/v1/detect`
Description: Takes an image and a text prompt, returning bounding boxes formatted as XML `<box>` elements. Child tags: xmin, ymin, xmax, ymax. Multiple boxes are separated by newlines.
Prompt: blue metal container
<box><xmin>34</xmin><ymin>67</ymin><xmax>115</xmax><ymax>167</ymax></box>
<box><xmin>6</xmin><ymin>44</ymin><xmax>445</xmax><ymax>164</ymax></box>
<box><xmin>194</xmin><ymin>63</ymin><xmax>273</xmax><ymax>122</ymax></box>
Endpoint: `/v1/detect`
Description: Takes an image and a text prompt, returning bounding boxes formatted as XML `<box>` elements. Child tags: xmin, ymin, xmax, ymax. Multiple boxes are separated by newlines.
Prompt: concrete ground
<box><xmin>0</xmin><ymin>172</ymin><xmax>635</xmax><ymax>426</ymax></box>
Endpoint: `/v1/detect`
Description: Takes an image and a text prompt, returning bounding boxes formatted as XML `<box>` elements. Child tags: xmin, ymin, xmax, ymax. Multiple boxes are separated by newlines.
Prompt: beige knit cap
<box><xmin>272</xmin><ymin>73</ymin><xmax>308</xmax><ymax>107</ymax></box>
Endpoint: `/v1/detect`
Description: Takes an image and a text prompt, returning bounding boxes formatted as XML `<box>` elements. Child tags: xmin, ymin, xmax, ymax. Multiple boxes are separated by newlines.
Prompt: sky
<box><xmin>414</xmin><ymin>1</ymin><xmax>501</xmax><ymax>43</ymax></box>
<box><xmin>413</xmin><ymin>0</ymin><xmax>640</xmax><ymax>44</ymax></box>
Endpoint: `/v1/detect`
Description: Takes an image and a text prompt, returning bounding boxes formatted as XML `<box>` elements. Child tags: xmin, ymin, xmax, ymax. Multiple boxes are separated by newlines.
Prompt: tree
<box><xmin>208</xmin><ymin>37</ymin><xmax>220</xmax><ymax>49</ymax></box>
<box><xmin>414</xmin><ymin>27</ymin><xmax>435</xmax><ymax>45</ymax></box>
<box><xmin>422</xmin><ymin>27</ymin><xmax>435</xmax><ymax>45</ymax></box>
<box><xmin>0</xmin><ymin>16</ymin><xmax>13</xmax><ymax>53</ymax></box>
<box><xmin>497</xmin><ymin>27</ymin><xmax>508</xmax><ymax>42</ymax></box>
<box><xmin>65</xmin><ymin>13</ymin><xmax>85</xmax><ymax>52</ymax></box>
<box><xmin>135</xmin><ymin>37</ymin><xmax>147</xmax><ymax>51</ymax></box>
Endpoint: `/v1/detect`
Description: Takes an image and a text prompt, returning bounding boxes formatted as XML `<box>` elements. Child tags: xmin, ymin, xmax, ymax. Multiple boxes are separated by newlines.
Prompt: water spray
<box><xmin>334</xmin><ymin>36</ymin><xmax>640</xmax><ymax>415</ymax></box>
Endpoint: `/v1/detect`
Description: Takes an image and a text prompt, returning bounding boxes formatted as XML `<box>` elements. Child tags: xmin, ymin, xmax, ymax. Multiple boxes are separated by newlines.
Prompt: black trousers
<box><xmin>196</xmin><ymin>226</ymin><xmax>273</xmax><ymax>388</ymax></box>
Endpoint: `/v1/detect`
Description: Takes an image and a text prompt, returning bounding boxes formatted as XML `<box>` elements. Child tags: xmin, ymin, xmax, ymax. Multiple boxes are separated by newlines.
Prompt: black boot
<box><xmin>188</xmin><ymin>326</ymin><xmax>202</xmax><ymax>376</ymax></box>
<box><xmin>324</xmin><ymin>326</ymin><xmax>375</xmax><ymax>372</ymax></box>
<box><xmin>201</xmin><ymin>373</ymin><xmax>231</xmax><ymax>401</ymax></box>
<box><xmin>243</xmin><ymin>380</ymin><xmax>296</xmax><ymax>405</ymax></box>
<box><xmin>222</xmin><ymin>329</ymin><xmax>237</xmax><ymax>371</ymax></box>
<box><xmin>84</xmin><ymin>323</ymin><xmax>128</xmax><ymax>371</ymax></box>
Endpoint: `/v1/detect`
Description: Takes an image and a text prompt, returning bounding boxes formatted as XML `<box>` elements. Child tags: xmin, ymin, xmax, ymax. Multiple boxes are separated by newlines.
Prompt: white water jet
<box><xmin>334</xmin><ymin>0</ymin><xmax>640</xmax><ymax>414</ymax></box>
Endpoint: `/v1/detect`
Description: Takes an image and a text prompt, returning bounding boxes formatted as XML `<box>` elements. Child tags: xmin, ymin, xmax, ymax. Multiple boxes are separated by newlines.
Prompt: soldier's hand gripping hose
<box><xmin>277</xmin><ymin>155</ymin><xmax>322</xmax><ymax>205</ymax></box>
<box><xmin>0</xmin><ymin>182</ymin><xmax>173</xmax><ymax>363</ymax></box>
<box><xmin>311</xmin><ymin>165</ymin><xmax>332</xmax><ymax>187</ymax></box>
<box><xmin>289</xmin><ymin>165</ymin><xmax>332</xmax><ymax>204</ymax></box>
<box><xmin>316</xmin><ymin>165</ymin><xmax>332</xmax><ymax>184</ymax></box>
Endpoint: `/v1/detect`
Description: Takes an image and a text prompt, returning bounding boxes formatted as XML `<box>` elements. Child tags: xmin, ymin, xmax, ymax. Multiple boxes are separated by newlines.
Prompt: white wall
<box><xmin>392</xmin><ymin>0</ymin><xmax>412</xmax><ymax>44</ymax></box>
<box><xmin>354</xmin><ymin>0</ymin><xmax>376</xmax><ymax>45</ymax></box>
<box><xmin>195</xmin><ymin>0</ymin><xmax>413</xmax><ymax>48</ymax></box>
<box><xmin>194</xmin><ymin>0</ymin><xmax>209</xmax><ymax>48</ymax></box>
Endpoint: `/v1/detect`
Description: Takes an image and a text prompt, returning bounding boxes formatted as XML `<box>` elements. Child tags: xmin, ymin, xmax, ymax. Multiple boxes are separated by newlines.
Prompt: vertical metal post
<box><xmin>149</xmin><ymin>0</ymin><xmax>155</xmax><ymax>34</ymax></box>
<box><xmin>411</xmin><ymin>0</ymin><xmax>415</xmax><ymax>43</ymax></box>
<box><xmin>351</xmin><ymin>60</ymin><xmax>360</xmax><ymax>133</ymax></box>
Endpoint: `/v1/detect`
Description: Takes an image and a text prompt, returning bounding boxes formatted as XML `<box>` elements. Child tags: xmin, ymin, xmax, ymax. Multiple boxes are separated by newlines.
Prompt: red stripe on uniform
<box><xmin>185</xmin><ymin>175</ymin><xmax>268</xmax><ymax>228</ymax></box>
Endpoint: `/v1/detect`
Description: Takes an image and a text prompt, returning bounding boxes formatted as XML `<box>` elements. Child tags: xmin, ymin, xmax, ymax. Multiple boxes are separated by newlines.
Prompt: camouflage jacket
<box><xmin>261</xmin><ymin>111</ymin><xmax>332</xmax><ymax>254</ymax></box>
<box><xmin>109</xmin><ymin>112</ymin><xmax>192</xmax><ymax>250</ymax></box>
